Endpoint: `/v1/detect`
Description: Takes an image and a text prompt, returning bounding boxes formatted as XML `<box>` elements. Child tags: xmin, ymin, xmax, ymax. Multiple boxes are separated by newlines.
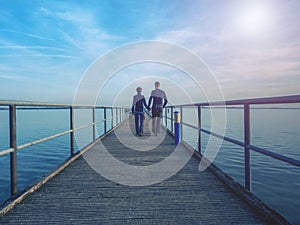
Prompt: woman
<box><xmin>131</xmin><ymin>87</ymin><xmax>149</xmax><ymax>136</ymax></box>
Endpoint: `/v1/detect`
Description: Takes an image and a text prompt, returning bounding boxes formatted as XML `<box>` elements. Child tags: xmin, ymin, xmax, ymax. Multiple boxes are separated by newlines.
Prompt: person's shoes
<box><xmin>139</xmin><ymin>133</ymin><xmax>143</xmax><ymax>136</ymax></box>
<box><xmin>155</xmin><ymin>133</ymin><xmax>158</xmax><ymax>136</ymax></box>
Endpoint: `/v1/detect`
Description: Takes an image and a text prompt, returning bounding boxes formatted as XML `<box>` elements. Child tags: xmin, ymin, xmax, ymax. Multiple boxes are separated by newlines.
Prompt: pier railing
<box><xmin>164</xmin><ymin>94</ymin><xmax>300</xmax><ymax>191</ymax></box>
<box><xmin>0</xmin><ymin>101</ymin><xmax>128</xmax><ymax>196</ymax></box>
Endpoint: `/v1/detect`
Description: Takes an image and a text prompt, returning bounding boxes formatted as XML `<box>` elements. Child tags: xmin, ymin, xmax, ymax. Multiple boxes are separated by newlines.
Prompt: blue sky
<box><xmin>0</xmin><ymin>0</ymin><xmax>299</xmax><ymax>105</ymax></box>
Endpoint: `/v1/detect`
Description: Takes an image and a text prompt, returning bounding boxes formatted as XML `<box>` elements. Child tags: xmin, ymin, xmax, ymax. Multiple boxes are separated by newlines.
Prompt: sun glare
<box><xmin>236</xmin><ymin>4</ymin><xmax>272</xmax><ymax>35</ymax></box>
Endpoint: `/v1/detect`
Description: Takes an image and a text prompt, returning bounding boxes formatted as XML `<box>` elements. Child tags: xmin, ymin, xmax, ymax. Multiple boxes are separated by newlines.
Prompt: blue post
<box><xmin>174</xmin><ymin>111</ymin><xmax>181</xmax><ymax>145</ymax></box>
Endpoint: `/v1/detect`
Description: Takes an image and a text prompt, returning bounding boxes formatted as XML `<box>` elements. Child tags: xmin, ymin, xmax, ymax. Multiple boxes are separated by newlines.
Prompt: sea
<box><xmin>0</xmin><ymin>107</ymin><xmax>299</xmax><ymax>224</ymax></box>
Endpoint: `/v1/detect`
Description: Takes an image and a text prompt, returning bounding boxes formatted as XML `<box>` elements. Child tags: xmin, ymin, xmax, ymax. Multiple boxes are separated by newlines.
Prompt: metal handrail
<box><xmin>170</xmin><ymin>94</ymin><xmax>300</xmax><ymax>107</ymax></box>
<box><xmin>0</xmin><ymin>101</ymin><xmax>128</xmax><ymax>196</ymax></box>
<box><xmin>165</xmin><ymin>94</ymin><xmax>300</xmax><ymax>191</ymax></box>
<box><xmin>0</xmin><ymin>117</ymin><xmax>119</xmax><ymax>156</ymax></box>
<box><xmin>0</xmin><ymin>100</ymin><xmax>125</xmax><ymax>108</ymax></box>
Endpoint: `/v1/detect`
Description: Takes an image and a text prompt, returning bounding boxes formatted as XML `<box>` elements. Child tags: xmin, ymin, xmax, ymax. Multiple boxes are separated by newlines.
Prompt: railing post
<box><xmin>9</xmin><ymin>105</ymin><xmax>17</xmax><ymax>196</ymax></box>
<box><xmin>165</xmin><ymin>108</ymin><xmax>167</xmax><ymax>127</ymax></box>
<box><xmin>180</xmin><ymin>106</ymin><xmax>183</xmax><ymax>141</ymax></box>
<box><xmin>92</xmin><ymin>107</ymin><xmax>96</xmax><ymax>141</ymax></box>
<box><xmin>121</xmin><ymin>108</ymin><xmax>123</xmax><ymax>122</ymax></box>
<box><xmin>111</xmin><ymin>107</ymin><xmax>114</xmax><ymax>129</ymax></box>
<box><xmin>104</xmin><ymin>108</ymin><xmax>107</xmax><ymax>133</ymax></box>
<box><xmin>244</xmin><ymin>104</ymin><xmax>251</xmax><ymax>191</ymax></box>
<box><xmin>70</xmin><ymin>106</ymin><xmax>74</xmax><ymax>156</ymax></box>
<box><xmin>171</xmin><ymin>107</ymin><xmax>174</xmax><ymax>133</ymax></box>
<box><xmin>116</xmin><ymin>108</ymin><xmax>119</xmax><ymax>125</ymax></box>
<box><xmin>197</xmin><ymin>106</ymin><xmax>202</xmax><ymax>154</ymax></box>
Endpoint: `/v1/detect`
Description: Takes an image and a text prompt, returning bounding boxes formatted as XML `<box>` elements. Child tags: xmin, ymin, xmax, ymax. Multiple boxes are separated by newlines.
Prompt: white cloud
<box><xmin>58</xmin><ymin>30</ymin><xmax>83</xmax><ymax>50</ymax></box>
<box><xmin>0</xmin><ymin>29</ymin><xmax>55</xmax><ymax>41</ymax></box>
<box><xmin>0</xmin><ymin>45</ymin><xmax>68</xmax><ymax>53</ymax></box>
<box><xmin>154</xmin><ymin>22</ymin><xmax>300</xmax><ymax>100</ymax></box>
<box><xmin>0</xmin><ymin>54</ymin><xmax>76</xmax><ymax>59</ymax></box>
<box><xmin>0</xmin><ymin>74</ymin><xmax>26</xmax><ymax>81</ymax></box>
<box><xmin>0</xmin><ymin>38</ymin><xmax>73</xmax><ymax>59</ymax></box>
<box><xmin>40</xmin><ymin>6</ymin><xmax>123</xmax><ymax>59</ymax></box>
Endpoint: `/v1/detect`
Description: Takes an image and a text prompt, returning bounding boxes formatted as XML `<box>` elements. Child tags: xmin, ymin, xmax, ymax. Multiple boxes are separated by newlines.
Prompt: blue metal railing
<box><xmin>164</xmin><ymin>94</ymin><xmax>300</xmax><ymax>191</ymax></box>
<box><xmin>0</xmin><ymin>101</ymin><xmax>128</xmax><ymax>196</ymax></box>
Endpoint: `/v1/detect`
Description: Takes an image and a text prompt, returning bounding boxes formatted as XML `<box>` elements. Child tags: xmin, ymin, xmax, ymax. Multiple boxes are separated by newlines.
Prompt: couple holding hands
<box><xmin>131</xmin><ymin>81</ymin><xmax>168</xmax><ymax>136</ymax></box>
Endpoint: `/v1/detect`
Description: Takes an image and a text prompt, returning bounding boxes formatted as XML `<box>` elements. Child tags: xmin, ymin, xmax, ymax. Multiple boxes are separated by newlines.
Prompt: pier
<box><xmin>0</xmin><ymin>95</ymin><xmax>300</xmax><ymax>224</ymax></box>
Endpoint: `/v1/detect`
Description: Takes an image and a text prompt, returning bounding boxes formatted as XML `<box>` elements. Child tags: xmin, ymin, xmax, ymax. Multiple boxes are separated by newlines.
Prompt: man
<box><xmin>148</xmin><ymin>81</ymin><xmax>168</xmax><ymax>135</ymax></box>
<box><xmin>131</xmin><ymin>87</ymin><xmax>149</xmax><ymax>136</ymax></box>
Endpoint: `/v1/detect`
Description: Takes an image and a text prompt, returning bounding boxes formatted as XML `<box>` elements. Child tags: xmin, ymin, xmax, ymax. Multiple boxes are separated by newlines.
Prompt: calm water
<box><xmin>0</xmin><ymin>107</ymin><xmax>299</xmax><ymax>224</ymax></box>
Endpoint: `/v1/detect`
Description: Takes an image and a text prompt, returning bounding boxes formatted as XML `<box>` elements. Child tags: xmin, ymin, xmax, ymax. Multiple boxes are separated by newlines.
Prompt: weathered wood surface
<box><xmin>0</xmin><ymin>117</ymin><xmax>269</xmax><ymax>224</ymax></box>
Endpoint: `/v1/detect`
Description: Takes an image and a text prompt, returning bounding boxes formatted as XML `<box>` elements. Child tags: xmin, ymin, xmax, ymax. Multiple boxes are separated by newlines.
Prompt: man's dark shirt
<box><xmin>148</xmin><ymin>89</ymin><xmax>168</xmax><ymax>109</ymax></box>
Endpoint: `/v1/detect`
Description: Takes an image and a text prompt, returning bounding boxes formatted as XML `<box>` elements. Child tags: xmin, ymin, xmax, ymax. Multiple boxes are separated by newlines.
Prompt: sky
<box><xmin>0</xmin><ymin>0</ymin><xmax>299</xmax><ymax>105</ymax></box>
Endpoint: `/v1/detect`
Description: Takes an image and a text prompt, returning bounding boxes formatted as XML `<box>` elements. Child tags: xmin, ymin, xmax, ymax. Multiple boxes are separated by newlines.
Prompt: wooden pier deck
<box><xmin>0</xmin><ymin>117</ymin><xmax>271</xmax><ymax>224</ymax></box>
